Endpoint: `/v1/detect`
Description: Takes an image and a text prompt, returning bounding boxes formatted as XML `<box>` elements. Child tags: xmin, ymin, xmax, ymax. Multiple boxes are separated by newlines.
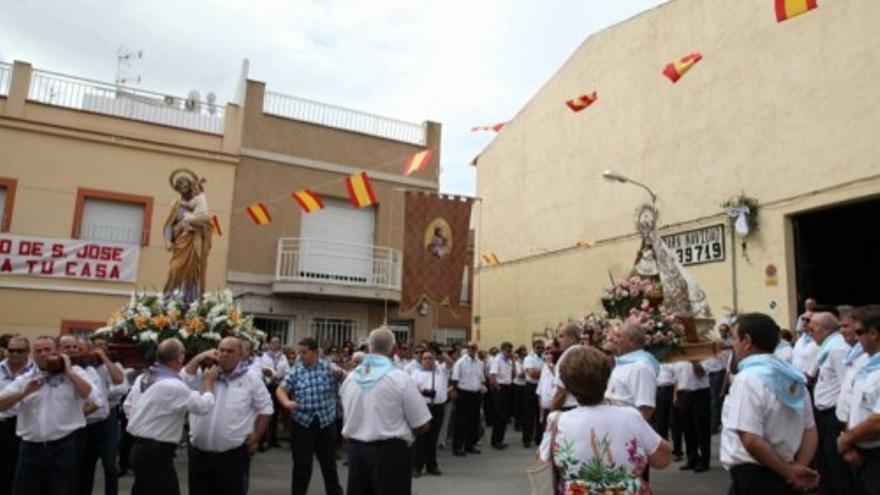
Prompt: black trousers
<box><xmin>859</xmin><ymin>448</ymin><xmax>880</xmax><ymax>495</ymax></box>
<box><xmin>729</xmin><ymin>463</ymin><xmax>797</xmax><ymax>495</ymax></box>
<box><xmin>671</xmin><ymin>396</ymin><xmax>685</xmax><ymax>456</ymax></box>
<box><xmin>13</xmin><ymin>434</ymin><xmax>76</xmax><ymax>495</ymax></box>
<box><xmin>263</xmin><ymin>383</ymin><xmax>281</xmax><ymax>447</ymax></box>
<box><xmin>521</xmin><ymin>383</ymin><xmax>539</xmax><ymax>445</ymax></box>
<box><xmin>453</xmin><ymin>391</ymin><xmax>481</xmax><ymax>452</ymax></box>
<box><xmin>76</xmin><ymin>419</ymin><xmax>107</xmax><ymax>495</ymax></box>
<box><xmin>682</xmin><ymin>388</ymin><xmax>711</xmax><ymax>467</ymax></box>
<box><xmin>512</xmin><ymin>384</ymin><xmax>525</xmax><ymax>429</ymax></box>
<box><xmin>0</xmin><ymin>417</ymin><xmax>19</xmax><ymax>495</ymax></box>
<box><xmin>130</xmin><ymin>437</ymin><xmax>180</xmax><ymax>495</ymax></box>
<box><xmin>535</xmin><ymin>408</ymin><xmax>549</xmax><ymax>446</ymax></box>
<box><xmin>118</xmin><ymin>406</ymin><xmax>133</xmax><ymax>474</ymax></box>
<box><xmin>709</xmin><ymin>371</ymin><xmax>725</xmax><ymax>433</ymax></box>
<box><xmin>653</xmin><ymin>385</ymin><xmax>674</xmax><ymax>440</ymax></box>
<box><xmin>483</xmin><ymin>388</ymin><xmax>497</xmax><ymax>426</ymax></box>
<box><xmin>492</xmin><ymin>385</ymin><xmax>513</xmax><ymax>445</ymax></box>
<box><xmin>814</xmin><ymin>408</ymin><xmax>858</xmax><ymax>495</ymax></box>
<box><xmin>348</xmin><ymin>439</ymin><xmax>411</xmax><ymax>495</ymax></box>
<box><xmin>188</xmin><ymin>445</ymin><xmax>249</xmax><ymax>495</ymax></box>
<box><xmin>414</xmin><ymin>403</ymin><xmax>445</xmax><ymax>471</ymax></box>
<box><xmin>290</xmin><ymin>418</ymin><xmax>342</xmax><ymax>495</ymax></box>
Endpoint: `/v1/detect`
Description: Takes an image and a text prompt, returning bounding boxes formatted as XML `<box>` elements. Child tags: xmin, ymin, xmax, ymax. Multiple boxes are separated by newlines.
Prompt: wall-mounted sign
<box><xmin>0</xmin><ymin>234</ymin><xmax>140</xmax><ymax>282</ymax></box>
<box><xmin>661</xmin><ymin>224</ymin><xmax>725</xmax><ymax>266</ymax></box>
<box><xmin>765</xmin><ymin>264</ymin><xmax>778</xmax><ymax>286</ymax></box>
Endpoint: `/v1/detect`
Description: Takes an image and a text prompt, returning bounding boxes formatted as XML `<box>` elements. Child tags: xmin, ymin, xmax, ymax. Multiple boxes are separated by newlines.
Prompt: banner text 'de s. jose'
<box><xmin>0</xmin><ymin>234</ymin><xmax>140</xmax><ymax>282</ymax></box>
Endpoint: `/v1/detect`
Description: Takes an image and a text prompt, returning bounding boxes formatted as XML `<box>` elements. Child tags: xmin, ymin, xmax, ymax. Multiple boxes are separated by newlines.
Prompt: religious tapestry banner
<box><xmin>401</xmin><ymin>192</ymin><xmax>473</xmax><ymax>313</ymax></box>
<box><xmin>0</xmin><ymin>233</ymin><xmax>140</xmax><ymax>282</ymax></box>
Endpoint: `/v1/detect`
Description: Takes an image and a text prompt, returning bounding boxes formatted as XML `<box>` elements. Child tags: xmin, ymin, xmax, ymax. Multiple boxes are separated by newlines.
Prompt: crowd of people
<box><xmin>0</xmin><ymin>300</ymin><xmax>879</xmax><ymax>495</ymax></box>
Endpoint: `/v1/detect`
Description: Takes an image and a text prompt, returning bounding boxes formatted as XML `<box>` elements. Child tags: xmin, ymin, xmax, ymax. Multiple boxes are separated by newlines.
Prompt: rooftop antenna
<box><xmin>206</xmin><ymin>92</ymin><xmax>217</xmax><ymax>115</ymax></box>
<box><xmin>116</xmin><ymin>46</ymin><xmax>143</xmax><ymax>86</ymax></box>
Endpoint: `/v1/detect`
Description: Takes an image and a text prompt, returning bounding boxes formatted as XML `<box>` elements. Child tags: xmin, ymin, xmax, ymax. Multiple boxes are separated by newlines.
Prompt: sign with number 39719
<box><xmin>660</xmin><ymin>224</ymin><xmax>725</xmax><ymax>267</ymax></box>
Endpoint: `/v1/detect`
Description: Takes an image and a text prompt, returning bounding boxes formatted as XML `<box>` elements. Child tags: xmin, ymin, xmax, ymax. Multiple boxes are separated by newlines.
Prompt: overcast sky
<box><xmin>1</xmin><ymin>0</ymin><xmax>668</xmax><ymax>196</ymax></box>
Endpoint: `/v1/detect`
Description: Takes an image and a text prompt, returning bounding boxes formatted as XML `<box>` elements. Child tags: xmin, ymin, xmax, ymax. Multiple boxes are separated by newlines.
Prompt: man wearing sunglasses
<box><xmin>0</xmin><ymin>337</ymin><xmax>32</xmax><ymax>495</ymax></box>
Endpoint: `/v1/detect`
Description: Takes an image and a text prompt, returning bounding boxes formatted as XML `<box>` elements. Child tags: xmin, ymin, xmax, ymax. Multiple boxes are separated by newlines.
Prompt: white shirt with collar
<box><xmin>846</xmin><ymin>365</ymin><xmax>880</xmax><ymax>449</ymax></box>
<box><xmin>404</xmin><ymin>359</ymin><xmax>422</xmax><ymax>375</ymax></box>
<box><xmin>340</xmin><ymin>367</ymin><xmax>432</xmax><ymax>444</ymax></box>
<box><xmin>675</xmin><ymin>361</ymin><xmax>710</xmax><ymax>391</ymax></box>
<box><xmin>2</xmin><ymin>365</ymin><xmax>97</xmax><ymax>442</ymax></box>
<box><xmin>523</xmin><ymin>352</ymin><xmax>543</xmax><ymax>385</ymax></box>
<box><xmin>124</xmin><ymin>371</ymin><xmax>215</xmax><ymax>444</ymax></box>
<box><xmin>181</xmin><ymin>366</ymin><xmax>273</xmax><ymax>452</ymax></box>
<box><xmin>83</xmin><ymin>366</ymin><xmax>110</xmax><ymax>423</ymax></box>
<box><xmin>451</xmin><ymin>354</ymin><xmax>484</xmax><ymax>392</ymax></box>
<box><xmin>605</xmin><ymin>359</ymin><xmax>657</xmax><ymax>409</ymax></box>
<box><xmin>657</xmin><ymin>363</ymin><xmax>676</xmax><ymax>387</ymax></box>
<box><xmin>537</xmin><ymin>362</ymin><xmax>556</xmax><ymax>410</ymax></box>
<box><xmin>814</xmin><ymin>340</ymin><xmax>850</xmax><ymax>411</ymax></box>
<box><xmin>260</xmin><ymin>351</ymin><xmax>290</xmax><ymax>383</ymax></box>
<box><xmin>721</xmin><ymin>366</ymin><xmax>816</xmax><ymax>469</ymax></box>
<box><xmin>792</xmin><ymin>336</ymin><xmax>819</xmax><ymax>377</ymax></box>
<box><xmin>489</xmin><ymin>354</ymin><xmax>514</xmax><ymax>385</ymax></box>
<box><xmin>0</xmin><ymin>359</ymin><xmax>34</xmax><ymax>419</ymax></box>
<box><xmin>554</xmin><ymin>345</ymin><xmax>580</xmax><ymax>409</ymax></box>
<box><xmin>513</xmin><ymin>359</ymin><xmax>527</xmax><ymax>386</ymax></box>
<box><xmin>836</xmin><ymin>352</ymin><xmax>870</xmax><ymax>423</ymax></box>
<box><xmin>410</xmin><ymin>364</ymin><xmax>449</xmax><ymax>405</ymax></box>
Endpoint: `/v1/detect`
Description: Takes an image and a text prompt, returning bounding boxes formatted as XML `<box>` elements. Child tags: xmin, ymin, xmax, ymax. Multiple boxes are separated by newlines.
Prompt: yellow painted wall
<box><xmin>474</xmin><ymin>0</ymin><xmax>880</xmax><ymax>346</ymax></box>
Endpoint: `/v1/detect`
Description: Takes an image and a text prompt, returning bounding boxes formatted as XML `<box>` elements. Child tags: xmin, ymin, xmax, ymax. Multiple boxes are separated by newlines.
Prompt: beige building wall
<box><xmin>474</xmin><ymin>0</ymin><xmax>880</xmax><ymax>345</ymax></box>
<box><xmin>0</xmin><ymin>61</ymin><xmax>239</xmax><ymax>336</ymax></box>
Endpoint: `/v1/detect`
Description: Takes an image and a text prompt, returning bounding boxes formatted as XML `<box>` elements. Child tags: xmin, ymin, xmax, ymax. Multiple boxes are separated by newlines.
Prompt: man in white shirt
<box><xmin>810</xmin><ymin>312</ymin><xmax>858</xmax><ymax>494</ymax></box>
<box><xmin>0</xmin><ymin>336</ymin><xmax>33</xmax><ymax>495</ymax></box>
<box><xmin>259</xmin><ymin>335</ymin><xmax>289</xmax><ymax>451</ymax></box>
<box><xmin>124</xmin><ymin>338</ymin><xmax>217</xmax><ymax>495</ymax></box>
<box><xmin>90</xmin><ymin>335</ymin><xmax>128</xmax><ymax>495</ymax></box>
<box><xmin>837</xmin><ymin>305</ymin><xmax>880</xmax><ymax>495</ymax></box>
<box><xmin>450</xmin><ymin>341</ymin><xmax>484</xmax><ymax>456</ymax></box>
<box><xmin>654</xmin><ymin>363</ymin><xmax>680</xmax><ymax>459</ymax></box>
<box><xmin>0</xmin><ymin>335</ymin><xmax>96</xmax><ymax>495</ymax></box>
<box><xmin>792</xmin><ymin>309</ymin><xmax>820</xmax><ymax>381</ymax></box>
<box><xmin>410</xmin><ymin>349</ymin><xmax>450</xmax><ymax>476</ymax></box>
<box><xmin>675</xmin><ymin>359</ymin><xmax>712</xmax><ymax>472</ymax></box>
<box><xmin>489</xmin><ymin>341</ymin><xmax>515</xmax><ymax>450</ymax></box>
<box><xmin>341</xmin><ymin>326</ymin><xmax>431</xmax><ymax>495</ymax></box>
<box><xmin>183</xmin><ymin>337</ymin><xmax>273</xmax><ymax>495</ymax></box>
<box><xmin>721</xmin><ymin>312</ymin><xmax>819</xmax><ymax>494</ymax></box>
<box><xmin>606</xmin><ymin>323</ymin><xmax>658</xmax><ymax>421</ymax></box>
<box><xmin>511</xmin><ymin>346</ymin><xmax>527</xmax><ymax>433</ymax></box>
<box><xmin>522</xmin><ymin>338</ymin><xmax>544</xmax><ymax>448</ymax></box>
<box><xmin>552</xmin><ymin>323</ymin><xmax>582</xmax><ymax>411</ymax></box>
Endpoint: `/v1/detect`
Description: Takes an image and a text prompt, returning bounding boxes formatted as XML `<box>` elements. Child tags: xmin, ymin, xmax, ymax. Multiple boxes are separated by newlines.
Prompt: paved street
<box><xmin>101</xmin><ymin>432</ymin><xmax>728</xmax><ymax>494</ymax></box>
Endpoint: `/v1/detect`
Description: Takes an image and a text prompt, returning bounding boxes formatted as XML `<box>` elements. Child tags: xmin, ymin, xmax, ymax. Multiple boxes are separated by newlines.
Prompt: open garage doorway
<box><xmin>792</xmin><ymin>196</ymin><xmax>880</xmax><ymax>314</ymax></box>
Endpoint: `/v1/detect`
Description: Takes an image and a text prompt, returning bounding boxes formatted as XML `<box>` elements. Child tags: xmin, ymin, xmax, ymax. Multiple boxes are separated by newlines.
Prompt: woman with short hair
<box><xmin>539</xmin><ymin>346</ymin><xmax>671</xmax><ymax>494</ymax></box>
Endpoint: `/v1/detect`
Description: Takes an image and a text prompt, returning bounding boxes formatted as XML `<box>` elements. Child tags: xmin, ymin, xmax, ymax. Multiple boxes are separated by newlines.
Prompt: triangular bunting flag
<box><xmin>776</xmin><ymin>0</ymin><xmax>817</xmax><ymax>22</ymax></box>
<box><xmin>345</xmin><ymin>172</ymin><xmax>379</xmax><ymax>208</ymax></box>
<box><xmin>576</xmin><ymin>240</ymin><xmax>594</xmax><ymax>249</ymax></box>
<box><xmin>402</xmin><ymin>149</ymin><xmax>433</xmax><ymax>177</ymax></box>
<box><xmin>663</xmin><ymin>52</ymin><xmax>703</xmax><ymax>83</ymax></box>
<box><xmin>246</xmin><ymin>202</ymin><xmax>272</xmax><ymax>225</ymax></box>
<box><xmin>482</xmin><ymin>252</ymin><xmax>500</xmax><ymax>266</ymax></box>
<box><xmin>292</xmin><ymin>189</ymin><xmax>324</xmax><ymax>213</ymax></box>
<box><xmin>470</xmin><ymin>122</ymin><xmax>506</xmax><ymax>133</ymax></box>
<box><xmin>565</xmin><ymin>92</ymin><xmax>598</xmax><ymax>112</ymax></box>
<box><xmin>210</xmin><ymin>213</ymin><xmax>222</xmax><ymax>236</ymax></box>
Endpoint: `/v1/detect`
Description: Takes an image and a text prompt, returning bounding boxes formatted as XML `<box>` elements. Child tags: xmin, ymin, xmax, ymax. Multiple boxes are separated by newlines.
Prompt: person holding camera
<box><xmin>410</xmin><ymin>349</ymin><xmax>453</xmax><ymax>477</ymax></box>
<box><xmin>0</xmin><ymin>335</ymin><xmax>97</xmax><ymax>495</ymax></box>
<box><xmin>0</xmin><ymin>336</ymin><xmax>32</xmax><ymax>495</ymax></box>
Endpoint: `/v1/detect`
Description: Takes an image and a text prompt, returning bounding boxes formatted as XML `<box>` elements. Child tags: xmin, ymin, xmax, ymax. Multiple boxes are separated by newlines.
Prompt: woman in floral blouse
<box><xmin>539</xmin><ymin>346</ymin><xmax>671</xmax><ymax>495</ymax></box>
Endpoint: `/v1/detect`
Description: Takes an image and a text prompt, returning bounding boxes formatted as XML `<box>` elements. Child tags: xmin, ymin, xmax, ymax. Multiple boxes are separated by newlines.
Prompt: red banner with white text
<box><xmin>0</xmin><ymin>234</ymin><xmax>140</xmax><ymax>282</ymax></box>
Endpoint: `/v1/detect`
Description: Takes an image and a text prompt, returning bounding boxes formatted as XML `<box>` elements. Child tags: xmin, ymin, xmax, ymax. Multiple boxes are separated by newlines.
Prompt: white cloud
<box><xmin>0</xmin><ymin>0</ymin><xmax>668</xmax><ymax>195</ymax></box>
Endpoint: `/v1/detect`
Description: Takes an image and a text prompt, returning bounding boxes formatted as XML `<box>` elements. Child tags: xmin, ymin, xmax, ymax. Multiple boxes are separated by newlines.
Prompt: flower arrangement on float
<box><xmin>93</xmin><ymin>289</ymin><xmax>265</xmax><ymax>366</ymax></box>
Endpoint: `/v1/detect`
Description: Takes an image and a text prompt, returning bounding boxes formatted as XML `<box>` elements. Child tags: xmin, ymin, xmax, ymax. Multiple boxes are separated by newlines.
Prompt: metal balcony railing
<box><xmin>0</xmin><ymin>62</ymin><xmax>11</xmax><ymax>96</ymax></box>
<box><xmin>275</xmin><ymin>238</ymin><xmax>402</xmax><ymax>291</ymax></box>
<box><xmin>263</xmin><ymin>91</ymin><xmax>427</xmax><ymax>145</ymax></box>
<box><xmin>27</xmin><ymin>69</ymin><xmax>224</xmax><ymax>134</ymax></box>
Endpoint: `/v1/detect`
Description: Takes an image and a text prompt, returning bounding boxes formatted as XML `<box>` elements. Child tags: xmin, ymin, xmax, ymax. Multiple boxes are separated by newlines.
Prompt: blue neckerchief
<box><xmin>140</xmin><ymin>363</ymin><xmax>181</xmax><ymax>392</ymax></box>
<box><xmin>352</xmin><ymin>354</ymin><xmax>395</xmax><ymax>391</ymax></box>
<box><xmin>846</xmin><ymin>342</ymin><xmax>865</xmax><ymax>366</ymax></box>
<box><xmin>615</xmin><ymin>349</ymin><xmax>660</xmax><ymax>377</ymax></box>
<box><xmin>738</xmin><ymin>354</ymin><xmax>807</xmax><ymax>412</ymax></box>
<box><xmin>219</xmin><ymin>360</ymin><xmax>250</xmax><ymax>383</ymax></box>
<box><xmin>817</xmin><ymin>332</ymin><xmax>847</xmax><ymax>367</ymax></box>
<box><xmin>856</xmin><ymin>353</ymin><xmax>880</xmax><ymax>380</ymax></box>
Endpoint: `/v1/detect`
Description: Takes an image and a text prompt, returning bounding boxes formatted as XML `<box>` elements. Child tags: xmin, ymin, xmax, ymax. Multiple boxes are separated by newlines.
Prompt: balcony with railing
<box><xmin>26</xmin><ymin>69</ymin><xmax>225</xmax><ymax>134</ymax></box>
<box><xmin>263</xmin><ymin>91</ymin><xmax>427</xmax><ymax>145</ymax></box>
<box><xmin>274</xmin><ymin>238</ymin><xmax>402</xmax><ymax>301</ymax></box>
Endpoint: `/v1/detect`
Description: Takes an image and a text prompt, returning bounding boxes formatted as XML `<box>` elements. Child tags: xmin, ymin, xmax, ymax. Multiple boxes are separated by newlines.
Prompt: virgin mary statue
<box><xmin>163</xmin><ymin>169</ymin><xmax>212</xmax><ymax>302</ymax></box>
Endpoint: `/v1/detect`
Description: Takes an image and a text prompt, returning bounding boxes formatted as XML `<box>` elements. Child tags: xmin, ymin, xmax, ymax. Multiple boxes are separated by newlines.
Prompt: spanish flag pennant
<box><xmin>576</xmin><ymin>240</ymin><xmax>594</xmax><ymax>249</ymax></box>
<box><xmin>345</xmin><ymin>172</ymin><xmax>378</xmax><ymax>208</ymax></box>
<box><xmin>292</xmin><ymin>189</ymin><xmax>324</xmax><ymax>213</ymax></box>
<box><xmin>662</xmin><ymin>52</ymin><xmax>703</xmax><ymax>83</ymax></box>
<box><xmin>482</xmin><ymin>252</ymin><xmax>500</xmax><ymax>266</ymax></box>
<box><xmin>776</xmin><ymin>0</ymin><xmax>817</xmax><ymax>22</ymax></box>
<box><xmin>470</xmin><ymin>122</ymin><xmax>506</xmax><ymax>133</ymax></box>
<box><xmin>565</xmin><ymin>92</ymin><xmax>598</xmax><ymax>112</ymax></box>
<box><xmin>210</xmin><ymin>213</ymin><xmax>222</xmax><ymax>236</ymax></box>
<box><xmin>246</xmin><ymin>202</ymin><xmax>272</xmax><ymax>225</ymax></box>
<box><xmin>402</xmin><ymin>149</ymin><xmax>433</xmax><ymax>177</ymax></box>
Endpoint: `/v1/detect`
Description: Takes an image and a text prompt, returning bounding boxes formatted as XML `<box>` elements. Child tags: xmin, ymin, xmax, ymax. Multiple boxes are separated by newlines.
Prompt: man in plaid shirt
<box><xmin>277</xmin><ymin>337</ymin><xmax>346</xmax><ymax>495</ymax></box>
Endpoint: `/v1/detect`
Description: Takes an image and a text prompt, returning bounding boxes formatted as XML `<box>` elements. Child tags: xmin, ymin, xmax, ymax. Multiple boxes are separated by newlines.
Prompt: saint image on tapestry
<box><xmin>423</xmin><ymin>218</ymin><xmax>452</xmax><ymax>259</ymax></box>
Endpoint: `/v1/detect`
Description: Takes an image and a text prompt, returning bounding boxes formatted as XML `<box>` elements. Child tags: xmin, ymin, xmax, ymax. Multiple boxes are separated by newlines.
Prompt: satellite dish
<box><xmin>206</xmin><ymin>92</ymin><xmax>217</xmax><ymax>115</ymax></box>
<box><xmin>185</xmin><ymin>90</ymin><xmax>200</xmax><ymax>111</ymax></box>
